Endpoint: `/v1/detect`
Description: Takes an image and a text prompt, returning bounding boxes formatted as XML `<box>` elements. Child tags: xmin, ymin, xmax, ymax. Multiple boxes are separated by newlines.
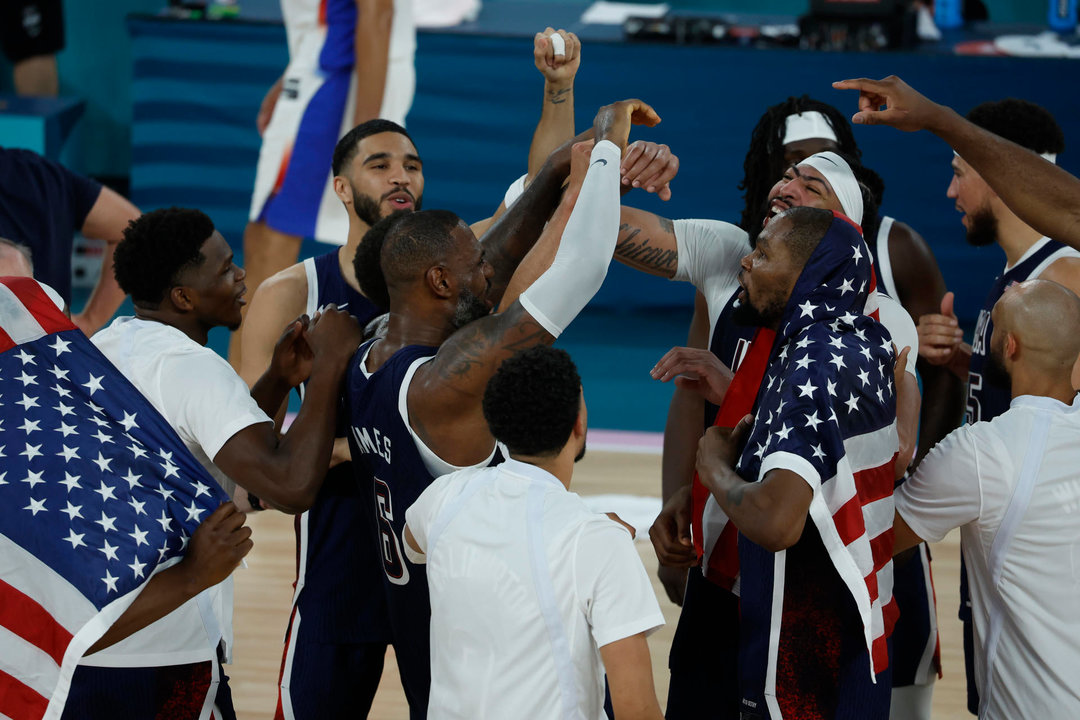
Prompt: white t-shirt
<box><xmin>671</xmin><ymin>218</ymin><xmax>918</xmax><ymax>377</ymax></box>
<box><xmin>84</xmin><ymin>316</ymin><xmax>273</xmax><ymax>667</ymax></box>
<box><xmin>895</xmin><ymin>394</ymin><xmax>1080</xmax><ymax>719</ymax></box>
<box><xmin>405</xmin><ymin>459</ymin><xmax>665</xmax><ymax>720</ymax></box>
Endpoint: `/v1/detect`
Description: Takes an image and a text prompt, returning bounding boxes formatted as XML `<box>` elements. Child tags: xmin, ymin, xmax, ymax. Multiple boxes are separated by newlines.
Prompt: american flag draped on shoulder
<box><xmin>0</xmin><ymin>277</ymin><xmax>229</xmax><ymax>720</ymax></box>
<box><xmin>701</xmin><ymin>213</ymin><xmax>899</xmax><ymax>688</ymax></box>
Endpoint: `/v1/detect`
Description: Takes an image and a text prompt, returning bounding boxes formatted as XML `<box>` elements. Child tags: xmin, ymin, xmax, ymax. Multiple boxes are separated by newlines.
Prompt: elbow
<box><xmin>259</xmin><ymin>481</ymin><xmax>318</xmax><ymax>515</ymax></box>
<box><xmin>753</xmin><ymin>514</ymin><xmax>806</xmax><ymax>553</ymax></box>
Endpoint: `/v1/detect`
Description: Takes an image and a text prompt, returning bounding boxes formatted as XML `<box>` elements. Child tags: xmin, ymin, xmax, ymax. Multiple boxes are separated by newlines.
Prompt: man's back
<box><xmin>897</xmin><ymin>394</ymin><xmax>1080</xmax><ymax>718</ymax></box>
<box><xmin>405</xmin><ymin>459</ymin><xmax>664</xmax><ymax>720</ymax></box>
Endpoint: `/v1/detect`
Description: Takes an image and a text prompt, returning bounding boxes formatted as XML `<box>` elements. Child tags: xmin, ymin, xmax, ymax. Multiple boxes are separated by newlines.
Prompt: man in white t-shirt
<box><xmin>893</xmin><ymin>278</ymin><xmax>1080</xmax><ymax>720</ymax></box>
<box><xmin>66</xmin><ymin>207</ymin><xmax>363</xmax><ymax>719</ymax></box>
<box><xmin>402</xmin><ymin>346</ymin><xmax>665</xmax><ymax>720</ymax></box>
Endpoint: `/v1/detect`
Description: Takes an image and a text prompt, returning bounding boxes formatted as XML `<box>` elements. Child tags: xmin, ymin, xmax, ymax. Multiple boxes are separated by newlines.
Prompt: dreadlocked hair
<box><xmin>739</xmin><ymin>96</ymin><xmax>862</xmax><ymax>238</ymax></box>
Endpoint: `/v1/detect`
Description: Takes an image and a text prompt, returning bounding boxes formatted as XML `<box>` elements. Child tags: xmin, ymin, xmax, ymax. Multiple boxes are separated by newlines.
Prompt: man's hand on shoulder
<box><xmin>305</xmin><ymin>304</ymin><xmax>364</xmax><ymax>369</ymax></box>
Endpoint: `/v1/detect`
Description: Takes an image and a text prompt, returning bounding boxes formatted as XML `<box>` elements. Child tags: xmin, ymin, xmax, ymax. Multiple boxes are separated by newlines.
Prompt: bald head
<box><xmin>993</xmin><ymin>279</ymin><xmax>1080</xmax><ymax>378</ymax></box>
<box><xmin>0</xmin><ymin>238</ymin><xmax>33</xmax><ymax>278</ymax></box>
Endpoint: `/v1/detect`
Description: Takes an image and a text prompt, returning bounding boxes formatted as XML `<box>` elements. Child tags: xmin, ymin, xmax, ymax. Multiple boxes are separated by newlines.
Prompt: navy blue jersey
<box><xmin>289</xmin><ymin>251</ymin><xmax>387</xmax><ymax>643</ymax></box>
<box><xmin>344</xmin><ymin>339</ymin><xmax>502</xmax><ymax>716</ymax></box>
<box><xmin>967</xmin><ymin>238</ymin><xmax>1077</xmax><ymax>424</ymax></box>
<box><xmin>703</xmin><ymin>288</ymin><xmax>756</xmax><ymax>428</ymax></box>
<box><xmin>0</xmin><ymin>146</ymin><xmax>101</xmax><ymax>303</ymax></box>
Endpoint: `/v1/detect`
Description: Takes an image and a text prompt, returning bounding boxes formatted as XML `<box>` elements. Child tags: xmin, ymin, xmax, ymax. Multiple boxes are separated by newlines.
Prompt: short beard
<box><xmin>984</xmin><ymin>347</ymin><xmax>1012</xmax><ymax>395</ymax></box>
<box><xmin>733</xmin><ymin>296</ymin><xmax>784</xmax><ymax>328</ymax></box>
<box><xmin>966</xmin><ymin>208</ymin><xmax>998</xmax><ymax>248</ymax></box>
<box><xmin>451</xmin><ymin>286</ymin><xmax>489</xmax><ymax>328</ymax></box>
<box><xmin>351</xmin><ymin>187</ymin><xmax>422</xmax><ymax>226</ymax></box>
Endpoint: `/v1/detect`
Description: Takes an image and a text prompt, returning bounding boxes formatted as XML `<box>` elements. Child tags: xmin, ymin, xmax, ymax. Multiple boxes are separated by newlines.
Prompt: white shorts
<box><xmin>248</xmin><ymin>56</ymin><xmax>415</xmax><ymax>245</ymax></box>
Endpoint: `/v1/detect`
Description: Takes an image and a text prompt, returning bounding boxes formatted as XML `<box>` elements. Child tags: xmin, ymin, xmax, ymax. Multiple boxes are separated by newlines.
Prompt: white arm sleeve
<box><xmin>519</xmin><ymin>140</ymin><xmax>621</xmax><ymax>338</ymax></box>
<box><xmin>502</xmin><ymin>173</ymin><xmax>528</xmax><ymax>209</ymax></box>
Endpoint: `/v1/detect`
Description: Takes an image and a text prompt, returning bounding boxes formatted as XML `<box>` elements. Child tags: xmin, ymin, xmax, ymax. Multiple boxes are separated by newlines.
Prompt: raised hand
<box><xmin>269</xmin><ymin>314</ymin><xmax>314</xmax><ymax>388</ymax></box>
<box><xmin>651</xmin><ymin>346</ymin><xmax>733</xmax><ymax>406</ymax></box>
<box><xmin>621</xmin><ymin>141</ymin><xmax>679</xmax><ymax>201</ymax></box>
<box><xmin>306</xmin><ymin>304</ymin><xmax>364</xmax><ymax>366</ymax></box>
<box><xmin>831</xmin><ymin>75</ymin><xmax>947</xmax><ymax>132</ymax></box>
<box><xmin>533</xmin><ymin>27</ymin><xmax>581</xmax><ymax>86</ymax></box>
<box><xmin>917</xmin><ymin>291</ymin><xmax>963</xmax><ymax>366</ymax></box>
<box><xmin>593</xmin><ymin>99</ymin><xmax>661</xmax><ymax>153</ymax></box>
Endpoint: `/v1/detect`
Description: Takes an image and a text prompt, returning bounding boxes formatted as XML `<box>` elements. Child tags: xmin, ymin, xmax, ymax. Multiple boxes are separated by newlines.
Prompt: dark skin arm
<box><xmin>615</xmin><ymin>206</ymin><xmax>680</xmax><ymax>279</ymax></box>
<box><xmin>695</xmin><ymin>417</ymin><xmax>813</xmax><ymax>553</ymax></box>
<box><xmin>886</xmin><ymin>221</ymin><xmax>965</xmax><ymax>465</ymax></box>
<box><xmin>213</xmin><ymin>308</ymin><xmax>364</xmax><ymax>514</ymax></box>
<box><xmin>411</xmin><ymin>100</ymin><xmax>660</xmax><ymax>467</ymax></box>
<box><xmin>85</xmin><ymin>503</ymin><xmax>253</xmax><ymax>654</ymax></box>
<box><xmin>834</xmin><ymin>75</ymin><xmax>1080</xmax><ymax>251</ymax></box>
<box><xmin>650</xmin><ymin>293</ymin><xmax>709</xmax><ymax>604</ymax></box>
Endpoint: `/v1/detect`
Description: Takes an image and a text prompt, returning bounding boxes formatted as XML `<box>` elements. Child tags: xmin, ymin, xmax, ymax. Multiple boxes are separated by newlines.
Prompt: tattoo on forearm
<box><xmin>726</xmin><ymin>482</ymin><xmax>748</xmax><ymax>507</ymax></box>
<box><xmin>547</xmin><ymin>87</ymin><xmax>572</xmax><ymax>105</ymax></box>
<box><xmin>616</xmin><ymin>223</ymin><xmax>678</xmax><ymax>272</ymax></box>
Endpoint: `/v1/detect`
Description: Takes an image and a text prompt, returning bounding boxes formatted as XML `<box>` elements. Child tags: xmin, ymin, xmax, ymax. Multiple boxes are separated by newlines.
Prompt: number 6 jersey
<box><xmin>344</xmin><ymin>338</ymin><xmax>502</xmax><ymax>718</ymax></box>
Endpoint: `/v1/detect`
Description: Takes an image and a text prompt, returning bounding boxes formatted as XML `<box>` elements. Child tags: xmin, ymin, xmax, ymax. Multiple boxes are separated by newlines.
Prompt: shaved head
<box><xmin>993</xmin><ymin>279</ymin><xmax>1080</xmax><ymax>378</ymax></box>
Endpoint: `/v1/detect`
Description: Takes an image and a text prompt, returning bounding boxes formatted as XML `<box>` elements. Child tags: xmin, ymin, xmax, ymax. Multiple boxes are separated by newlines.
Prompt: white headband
<box><xmin>798</xmin><ymin>151</ymin><xmax>864</xmax><ymax>225</ymax></box>
<box><xmin>954</xmin><ymin>149</ymin><xmax>1057</xmax><ymax>164</ymax></box>
<box><xmin>783</xmin><ymin>111</ymin><xmax>838</xmax><ymax>145</ymax></box>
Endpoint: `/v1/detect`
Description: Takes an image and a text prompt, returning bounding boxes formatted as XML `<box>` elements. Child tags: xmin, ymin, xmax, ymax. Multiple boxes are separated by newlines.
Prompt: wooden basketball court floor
<box><xmin>229</xmin><ymin>448</ymin><xmax>971</xmax><ymax>718</ymax></box>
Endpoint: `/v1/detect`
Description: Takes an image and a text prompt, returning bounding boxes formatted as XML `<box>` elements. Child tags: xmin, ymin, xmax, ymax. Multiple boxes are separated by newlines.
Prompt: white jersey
<box><xmin>405</xmin><ymin>459</ymin><xmax>665</xmax><ymax>720</ymax></box>
<box><xmin>86</xmin><ymin>317</ymin><xmax>273</xmax><ymax>668</ymax></box>
<box><xmin>896</xmin><ymin>393</ymin><xmax>1080</xmax><ymax>719</ymax></box>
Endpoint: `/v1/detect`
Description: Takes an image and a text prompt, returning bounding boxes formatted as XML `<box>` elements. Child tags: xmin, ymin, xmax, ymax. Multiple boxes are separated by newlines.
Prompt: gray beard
<box><xmin>451</xmin><ymin>286</ymin><xmax>489</xmax><ymax>328</ymax></box>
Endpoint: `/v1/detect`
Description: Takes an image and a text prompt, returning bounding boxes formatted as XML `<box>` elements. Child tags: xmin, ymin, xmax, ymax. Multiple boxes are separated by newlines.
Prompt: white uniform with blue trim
<box><xmin>249</xmin><ymin>0</ymin><xmax>416</xmax><ymax>245</ymax></box>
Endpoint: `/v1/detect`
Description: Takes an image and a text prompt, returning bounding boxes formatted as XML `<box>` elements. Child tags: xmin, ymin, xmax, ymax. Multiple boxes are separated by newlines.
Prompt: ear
<box><xmin>1004</xmin><ymin>332</ymin><xmax>1019</xmax><ymax>361</ymax></box>
<box><xmin>572</xmin><ymin>409</ymin><xmax>586</xmax><ymax>439</ymax></box>
<box><xmin>425</xmin><ymin>265</ymin><xmax>453</xmax><ymax>300</ymax></box>
<box><xmin>169</xmin><ymin>285</ymin><xmax>196</xmax><ymax>312</ymax></box>
<box><xmin>333</xmin><ymin>176</ymin><xmax>352</xmax><ymax>206</ymax></box>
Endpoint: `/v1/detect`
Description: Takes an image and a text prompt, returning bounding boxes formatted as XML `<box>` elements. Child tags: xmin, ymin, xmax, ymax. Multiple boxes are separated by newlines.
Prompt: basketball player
<box><xmin>236</xmin><ymin>0</ymin><xmax>416</xmax><ymax>366</ymax></box>
<box><xmin>629</xmin><ymin>148</ymin><xmax>918</xmax><ymax>718</ymax></box>
<box><xmin>906</xmin><ymin>98</ymin><xmax>1080</xmax><ymax>715</ymax></box>
<box><xmin>696</xmin><ymin>206</ymin><xmax>899</xmax><ymax>719</ymax></box>
<box><xmin>343</xmin><ymin>100</ymin><xmax>656</xmax><ymax>718</ymax></box>
<box><xmin>894</xmin><ymin>279</ymin><xmax>1080</xmax><ymax>720</ymax></box>
<box><xmin>238</xmin><ymin>108</ymin><xmax>594</xmax><ymax>716</ymax></box>
<box><xmin>834</xmin><ymin>75</ymin><xmax>1080</xmax><ymax>251</ymax></box>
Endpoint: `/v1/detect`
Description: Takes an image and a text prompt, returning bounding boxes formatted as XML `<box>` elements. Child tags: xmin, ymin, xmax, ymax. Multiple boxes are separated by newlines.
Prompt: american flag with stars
<box><xmin>701</xmin><ymin>213</ymin><xmax>899</xmax><ymax>692</ymax></box>
<box><xmin>0</xmin><ymin>277</ymin><xmax>228</xmax><ymax>720</ymax></box>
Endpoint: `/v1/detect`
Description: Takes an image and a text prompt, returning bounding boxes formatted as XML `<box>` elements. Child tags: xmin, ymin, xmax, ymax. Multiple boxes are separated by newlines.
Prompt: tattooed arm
<box><xmin>407</xmin><ymin>303</ymin><xmax>557</xmax><ymax>465</ymax></box>
<box><xmin>616</xmin><ymin>206</ymin><xmax>680</xmax><ymax>278</ymax></box>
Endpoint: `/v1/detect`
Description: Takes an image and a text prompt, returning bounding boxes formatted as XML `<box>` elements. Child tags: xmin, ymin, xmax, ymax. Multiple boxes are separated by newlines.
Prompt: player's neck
<box><xmin>510</xmin><ymin>452</ymin><xmax>573</xmax><ymax>489</ymax></box>
<box><xmin>995</xmin><ymin>210</ymin><xmax>1044</xmax><ymax>268</ymax></box>
<box><xmin>133</xmin><ymin>307</ymin><xmax>210</xmax><ymax>346</ymax></box>
<box><xmin>337</xmin><ymin>224</ymin><xmax>369</xmax><ymax>294</ymax></box>
<box><xmin>370</xmin><ymin>307</ymin><xmax>453</xmax><ymax>365</ymax></box>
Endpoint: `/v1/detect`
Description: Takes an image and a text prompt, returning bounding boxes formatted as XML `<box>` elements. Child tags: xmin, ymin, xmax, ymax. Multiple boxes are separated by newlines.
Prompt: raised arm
<box><xmin>410</xmin><ymin>101</ymin><xmax>659</xmax><ymax>465</ymax></box>
<box><xmin>352</xmin><ymin>0</ymin><xmax>394</xmax><ymax>125</ymax></box>
<box><xmin>833</xmin><ymin>75</ymin><xmax>1080</xmax><ymax>249</ymax></box>
<box><xmin>75</xmin><ymin>186</ymin><xmax>141</xmax><ymax>335</ymax></box>
<box><xmin>213</xmin><ymin>308</ymin><xmax>364</xmax><ymax>513</ymax></box>
<box><xmin>529</xmin><ymin>28</ymin><xmax>580</xmax><ymax>180</ymax></box>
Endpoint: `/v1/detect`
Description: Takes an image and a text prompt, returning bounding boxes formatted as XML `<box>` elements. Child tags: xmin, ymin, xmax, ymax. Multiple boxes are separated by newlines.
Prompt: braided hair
<box><xmin>739</xmin><ymin>96</ymin><xmax>861</xmax><ymax>238</ymax></box>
